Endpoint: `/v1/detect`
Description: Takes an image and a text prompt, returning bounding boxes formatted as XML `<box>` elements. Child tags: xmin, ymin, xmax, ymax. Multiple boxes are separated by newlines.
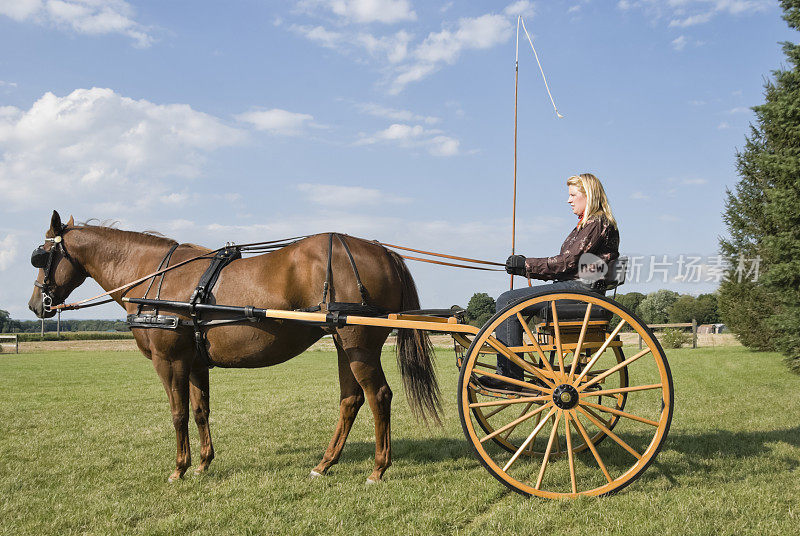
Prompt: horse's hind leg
<box><xmin>311</xmin><ymin>341</ymin><xmax>365</xmax><ymax>478</ymax></box>
<box><xmin>190</xmin><ymin>365</ymin><xmax>214</xmax><ymax>475</ymax></box>
<box><xmin>336</xmin><ymin>328</ymin><xmax>393</xmax><ymax>484</ymax></box>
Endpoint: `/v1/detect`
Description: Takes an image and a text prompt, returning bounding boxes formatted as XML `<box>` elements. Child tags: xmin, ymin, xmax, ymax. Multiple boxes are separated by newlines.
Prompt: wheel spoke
<box><xmin>475</xmin><ymin>370</ymin><xmax>553</xmax><ymax>394</ymax></box>
<box><xmin>550</xmin><ymin>302</ymin><xmax>566</xmax><ymax>373</ymax></box>
<box><xmin>564</xmin><ymin>413</ymin><xmax>577</xmax><ymax>494</ymax></box>
<box><xmin>480</xmin><ymin>403</ymin><xmax>551</xmax><ymax>443</ymax></box>
<box><xmin>501</xmin><ymin>402</ymin><xmax>534</xmax><ymax>440</ymax></box>
<box><xmin>577</xmin><ymin>407</ymin><xmax>642</xmax><ymax>460</ymax></box>
<box><xmin>502</xmin><ymin>406</ymin><xmax>556</xmax><ymax>472</ymax></box>
<box><xmin>534</xmin><ymin>410</ymin><xmax>563</xmax><ymax>489</ymax></box>
<box><xmin>469</xmin><ymin>395</ymin><xmax>550</xmax><ymax>408</ymax></box>
<box><xmin>568</xmin><ymin>304</ymin><xmax>593</xmax><ymax>381</ymax></box>
<box><xmin>581</xmin><ymin>348</ymin><xmax>652</xmax><ymax>390</ymax></box>
<box><xmin>484</xmin><ymin>404</ymin><xmax>511</xmax><ymax>418</ymax></box>
<box><xmin>516</xmin><ymin>312</ymin><xmax>555</xmax><ymax>375</ymax></box>
<box><xmin>572</xmin><ymin>319</ymin><xmax>627</xmax><ymax>385</ymax></box>
<box><xmin>482</xmin><ymin>339</ymin><xmax>556</xmax><ymax>388</ymax></box>
<box><xmin>582</xmin><ymin>401</ymin><xmax>659</xmax><ymax>427</ymax></box>
<box><xmin>571</xmin><ymin>411</ymin><xmax>613</xmax><ymax>483</ymax></box>
<box><xmin>579</xmin><ymin>383</ymin><xmax>662</xmax><ymax>397</ymax></box>
<box><xmin>582</xmin><ymin>405</ymin><xmax>613</xmax><ymax>429</ymax></box>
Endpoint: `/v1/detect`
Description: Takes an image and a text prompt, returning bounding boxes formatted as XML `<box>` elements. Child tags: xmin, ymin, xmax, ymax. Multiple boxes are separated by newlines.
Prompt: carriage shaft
<box><xmin>122</xmin><ymin>297</ymin><xmax>479</xmax><ymax>334</ymax></box>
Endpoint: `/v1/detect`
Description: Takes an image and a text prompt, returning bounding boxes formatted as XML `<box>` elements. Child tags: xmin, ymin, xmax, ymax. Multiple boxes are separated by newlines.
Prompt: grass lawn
<box><xmin>1</xmin><ymin>345</ymin><xmax>799</xmax><ymax>535</ymax></box>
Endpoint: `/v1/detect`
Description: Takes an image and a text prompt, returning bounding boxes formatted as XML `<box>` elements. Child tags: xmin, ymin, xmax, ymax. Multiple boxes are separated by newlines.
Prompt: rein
<box><xmin>52</xmin><ymin>236</ymin><xmax>309</xmax><ymax>312</ymax></box>
<box><xmin>378</xmin><ymin>242</ymin><xmax>505</xmax><ymax>271</ymax></box>
<box><xmin>47</xmin><ymin>235</ymin><xmax>503</xmax><ymax>312</ymax></box>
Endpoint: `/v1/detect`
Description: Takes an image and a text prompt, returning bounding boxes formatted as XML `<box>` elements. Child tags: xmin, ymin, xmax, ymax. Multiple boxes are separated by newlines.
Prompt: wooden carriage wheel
<box><xmin>467</xmin><ymin>345</ymin><xmax>628</xmax><ymax>457</ymax></box>
<box><xmin>457</xmin><ymin>290</ymin><xmax>673</xmax><ymax>498</ymax></box>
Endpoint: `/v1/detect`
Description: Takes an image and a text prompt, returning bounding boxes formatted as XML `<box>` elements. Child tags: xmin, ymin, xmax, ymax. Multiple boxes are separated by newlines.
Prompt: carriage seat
<box><xmin>531</xmin><ymin>256</ymin><xmax>628</xmax><ymax>324</ymax></box>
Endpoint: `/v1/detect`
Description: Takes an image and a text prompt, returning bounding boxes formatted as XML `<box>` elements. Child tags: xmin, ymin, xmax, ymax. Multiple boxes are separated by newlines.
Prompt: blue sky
<box><xmin>0</xmin><ymin>0</ymin><xmax>793</xmax><ymax>319</ymax></box>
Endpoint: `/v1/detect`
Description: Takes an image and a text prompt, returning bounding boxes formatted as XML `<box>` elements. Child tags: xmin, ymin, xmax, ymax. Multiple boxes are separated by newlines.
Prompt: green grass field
<box><xmin>1</xmin><ymin>345</ymin><xmax>799</xmax><ymax>535</ymax></box>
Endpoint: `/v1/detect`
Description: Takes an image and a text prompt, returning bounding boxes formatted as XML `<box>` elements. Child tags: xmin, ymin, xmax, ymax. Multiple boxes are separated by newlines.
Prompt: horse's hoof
<box><xmin>309</xmin><ymin>470</ymin><xmax>325</xmax><ymax>480</ymax></box>
<box><xmin>193</xmin><ymin>468</ymin><xmax>204</xmax><ymax>476</ymax></box>
<box><xmin>168</xmin><ymin>472</ymin><xmax>184</xmax><ymax>483</ymax></box>
<box><xmin>365</xmin><ymin>477</ymin><xmax>381</xmax><ymax>486</ymax></box>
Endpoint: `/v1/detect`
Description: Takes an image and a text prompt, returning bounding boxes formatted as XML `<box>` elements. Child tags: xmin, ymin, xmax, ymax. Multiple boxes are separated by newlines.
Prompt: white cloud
<box><xmin>0</xmin><ymin>88</ymin><xmax>245</xmax><ymax>212</ymax></box>
<box><xmin>0</xmin><ymin>0</ymin><xmax>153</xmax><ymax>47</ymax></box>
<box><xmin>631</xmin><ymin>191</ymin><xmax>650</xmax><ymax>200</ymax></box>
<box><xmin>618</xmin><ymin>0</ymin><xmax>773</xmax><ymax>28</ymax></box>
<box><xmin>297</xmin><ymin>0</ymin><xmax>416</xmax><ymax>24</ymax></box>
<box><xmin>296</xmin><ymin>183</ymin><xmax>410</xmax><ymax>208</ymax></box>
<box><xmin>717</xmin><ymin>121</ymin><xmax>730</xmax><ymax>129</ymax></box>
<box><xmin>671</xmin><ymin>35</ymin><xmax>688</xmax><ymax>51</ymax></box>
<box><xmin>504</xmin><ymin>1</ymin><xmax>535</xmax><ymax>17</ymax></box>
<box><xmin>290</xmin><ymin>5</ymin><xmax>518</xmax><ymax>94</ymax></box>
<box><xmin>0</xmin><ymin>234</ymin><xmax>17</xmax><ymax>271</ymax></box>
<box><xmin>355</xmin><ymin>102</ymin><xmax>440</xmax><ymax>124</ymax></box>
<box><xmin>727</xmin><ymin>106</ymin><xmax>750</xmax><ymax>114</ymax></box>
<box><xmin>389</xmin><ymin>13</ymin><xmax>512</xmax><ymax>93</ymax></box>
<box><xmin>289</xmin><ymin>24</ymin><xmax>412</xmax><ymax>63</ymax></box>
<box><xmin>355</xmin><ymin>123</ymin><xmax>460</xmax><ymax>156</ymax></box>
<box><xmin>669</xmin><ymin>12</ymin><xmax>713</xmax><ymax>27</ymax></box>
<box><xmin>235</xmin><ymin>108</ymin><xmax>316</xmax><ymax>135</ymax></box>
<box><xmin>427</xmin><ymin>135</ymin><xmax>459</xmax><ymax>157</ymax></box>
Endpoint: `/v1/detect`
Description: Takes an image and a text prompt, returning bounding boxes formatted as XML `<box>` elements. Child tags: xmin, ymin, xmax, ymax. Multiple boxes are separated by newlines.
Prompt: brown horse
<box><xmin>28</xmin><ymin>211</ymin><xmax>440</xmax><ymax>483</ymax></box>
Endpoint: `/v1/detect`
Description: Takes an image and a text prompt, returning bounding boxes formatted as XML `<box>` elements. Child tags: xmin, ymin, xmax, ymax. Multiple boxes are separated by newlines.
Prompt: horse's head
<box><xmin>28</xmin><ymin>211</ymin><xmax>87</xmax><ymax>318</ymax></box>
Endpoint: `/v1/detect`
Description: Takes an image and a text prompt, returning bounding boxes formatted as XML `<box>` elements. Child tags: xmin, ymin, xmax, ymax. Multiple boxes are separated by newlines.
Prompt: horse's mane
<box><xmin>75</xmin><ymin>219</ymin><xmax>179</xmax><ymax>246</ymax></box>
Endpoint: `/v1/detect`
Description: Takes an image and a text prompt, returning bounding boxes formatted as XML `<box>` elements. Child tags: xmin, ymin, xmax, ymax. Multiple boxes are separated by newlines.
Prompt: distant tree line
<box><xmin>0</xmin><ymin>309</ymin><xmax>128</xmax><ymax>333</ymax></box>
<box><xmin>463</xmin><ymin>290</ymin><xmax>719</xmax><ymax>328</ymax></box>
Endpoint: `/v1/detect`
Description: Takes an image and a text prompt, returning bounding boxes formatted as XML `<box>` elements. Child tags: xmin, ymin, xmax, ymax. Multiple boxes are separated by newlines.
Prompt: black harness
<box><xmin>123</xmin><ymin>233</ymin><xmax>380</xmax><ymax>367</ymax></box>
<box><xmin>31</xmin><ymin>226</ymin><xmax>88</xmax><ymax>312</ymax></box>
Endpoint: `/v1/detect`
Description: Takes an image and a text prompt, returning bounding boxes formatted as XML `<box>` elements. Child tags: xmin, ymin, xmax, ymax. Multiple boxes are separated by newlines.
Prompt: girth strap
<box><xmin>189</xmin><ymin>246</ymin><xmax>242</xmax><ymax>368</ymax></box>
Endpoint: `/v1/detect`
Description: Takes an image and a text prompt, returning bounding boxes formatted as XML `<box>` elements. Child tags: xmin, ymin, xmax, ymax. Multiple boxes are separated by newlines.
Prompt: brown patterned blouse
<box><xmin>524</xmin><ymin>215</ymin><xmax>620</xmax><ymax>281</ymax></box>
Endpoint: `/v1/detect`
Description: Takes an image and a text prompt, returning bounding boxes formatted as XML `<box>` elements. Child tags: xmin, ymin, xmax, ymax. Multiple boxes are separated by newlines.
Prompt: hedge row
<box><xmin>16</xmin><ymin>331</ymin><xmax>134</xmax><ymax>342</ymax></box>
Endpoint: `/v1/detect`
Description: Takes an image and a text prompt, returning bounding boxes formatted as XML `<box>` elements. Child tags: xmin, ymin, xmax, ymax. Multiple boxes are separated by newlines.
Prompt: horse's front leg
<box><xmin>152</xmin><ymin>354</ymin><xmax>191</xmax><ymax>482</ymax></box>
<box><xmin>190</xmin><ymin>365</ymin><xmax>214</xmax><ymax>475</ymax></box>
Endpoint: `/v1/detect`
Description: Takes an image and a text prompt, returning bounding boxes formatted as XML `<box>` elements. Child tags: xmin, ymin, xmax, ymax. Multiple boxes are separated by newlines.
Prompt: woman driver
<box><xmin>481</xmin><ymin>173</ymin><xmax>620</xmax><ymax>390</ymax></box>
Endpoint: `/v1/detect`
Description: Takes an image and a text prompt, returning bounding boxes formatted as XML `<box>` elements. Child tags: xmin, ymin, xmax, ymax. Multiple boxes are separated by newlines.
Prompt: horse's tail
<box><xmin>386</xmin><ymin>250</ymin><xmax>442</xmax><ymax>425</ymax></box>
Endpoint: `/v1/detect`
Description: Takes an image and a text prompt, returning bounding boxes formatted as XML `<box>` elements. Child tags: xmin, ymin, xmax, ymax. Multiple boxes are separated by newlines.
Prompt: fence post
<box><xmin>638</xmin><ymin>334</ymin><xmax>642</xmax><ymax>350</ymax></box>
<box><xmin>15</xmin><ymin>335</ymin><xmax>18</xmax><ymax>354</ymax></box>
<box><xmin>692</xmin><ymin>318</ymin><xmax>697</xmax><ymax>349</ymax></box>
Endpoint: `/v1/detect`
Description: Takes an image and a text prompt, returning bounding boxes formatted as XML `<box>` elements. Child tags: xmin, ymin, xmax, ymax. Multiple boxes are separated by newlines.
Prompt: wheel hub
<box><xmin>552</xmin><ymin>384</ymin><xmax>579</xmax><ymax>410</ymax></box>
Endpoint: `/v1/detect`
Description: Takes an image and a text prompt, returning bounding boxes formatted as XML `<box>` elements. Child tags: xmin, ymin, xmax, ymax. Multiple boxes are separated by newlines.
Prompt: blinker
<box><xmin>31</xmin><ymin>247</ymin><xmax>48</xmax><ymax>268</ymax></box>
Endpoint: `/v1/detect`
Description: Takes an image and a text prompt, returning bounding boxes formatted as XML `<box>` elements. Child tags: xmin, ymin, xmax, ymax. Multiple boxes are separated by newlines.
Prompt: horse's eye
<box><xmin>31</xmin><ymin>247</ymin><xmax>48</xmax><ymax>269</ymax></box>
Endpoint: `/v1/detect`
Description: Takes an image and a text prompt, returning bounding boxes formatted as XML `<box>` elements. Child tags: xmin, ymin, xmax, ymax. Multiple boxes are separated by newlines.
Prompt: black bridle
<box><xmin>31</xmin><ymin>227</ymin><xmax>85</xmax><ymax>312</ymax></box>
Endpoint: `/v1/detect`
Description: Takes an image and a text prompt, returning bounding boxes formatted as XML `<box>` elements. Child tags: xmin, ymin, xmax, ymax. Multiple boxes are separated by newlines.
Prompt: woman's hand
<box><xmin>505</xmin><ymin>255</ymin><xmax>527</xmax><ymax>276</ymax></box>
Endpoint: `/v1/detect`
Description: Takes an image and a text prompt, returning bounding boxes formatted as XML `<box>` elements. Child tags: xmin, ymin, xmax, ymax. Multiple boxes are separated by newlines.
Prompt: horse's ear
<box><xmin>50</xmin><ymin>211</ymin><xmax>62</xmax><ymax>232</ymax></box>
<box><xmin>66</xmin><ymin>215</ymin><xmax>74</xmax><ymax>227</ymax></box>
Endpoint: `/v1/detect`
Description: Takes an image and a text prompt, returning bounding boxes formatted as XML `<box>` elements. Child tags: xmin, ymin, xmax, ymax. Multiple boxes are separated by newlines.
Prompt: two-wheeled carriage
<box><xmin>30</xmin><ymin>213</ymin><xmax>672</xmax><ymax>498</ymax></box>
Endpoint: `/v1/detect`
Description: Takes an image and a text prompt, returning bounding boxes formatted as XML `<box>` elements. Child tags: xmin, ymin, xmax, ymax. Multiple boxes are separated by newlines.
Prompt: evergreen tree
<box><xmin>719</xmin><ymin>0</ymin><xmax>800</xmax><ymax>371</ymax></box>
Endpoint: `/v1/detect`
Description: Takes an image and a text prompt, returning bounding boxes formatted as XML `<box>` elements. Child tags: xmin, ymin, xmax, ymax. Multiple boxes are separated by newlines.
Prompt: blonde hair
<box><xmin>566</xmin><ymin>173</ymin><xmax>617</xmax><ymax>229</ymax></box>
